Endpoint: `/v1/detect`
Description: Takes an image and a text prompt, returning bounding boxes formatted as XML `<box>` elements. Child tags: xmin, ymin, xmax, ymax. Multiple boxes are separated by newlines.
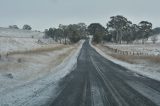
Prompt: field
<box><xmin>0</xmin><ymin>27</ymin><xmax>85</xmax><ymax>105</ymax></box>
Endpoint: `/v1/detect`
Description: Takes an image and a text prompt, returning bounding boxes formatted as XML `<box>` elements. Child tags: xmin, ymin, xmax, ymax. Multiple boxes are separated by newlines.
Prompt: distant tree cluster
<box><xmin>9</xmin><ymin>24</ymin><xmax>32</xmax><ymax>30</ymax></box>
<box><xmin>9</xmin><ymin>25</ymin><xmax>19</xmax><ymax>29</ymax></box>
<box><xmin>88</xmin><ymin>23</ymin><xmax>106</xmax><ymax>43</ymax></box>
<box><xmin>106</xmin><ymin>15</ymin><xmax>153</xmax><ymax>44</ymax></box>
<box><xmin>88</xmin><ymin>15</ymin><xmax>154</xmax><ymax>44</ymax></box>
<box><xmin>44</xmin><ymin>23</ymin><xmax>87</xmax><ymax>44</ymax></box>
<box><xmin>23</xmin><ymin>24</ymin><xmax>32</xmax><ymax>30</ymax></box>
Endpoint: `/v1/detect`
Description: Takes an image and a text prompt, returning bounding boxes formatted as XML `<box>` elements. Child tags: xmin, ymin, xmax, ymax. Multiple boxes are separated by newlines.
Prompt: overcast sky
<box><xmin>0</xmin><ymin>0</ymin><xmax>160</xmax><ymax>30</ymax></box>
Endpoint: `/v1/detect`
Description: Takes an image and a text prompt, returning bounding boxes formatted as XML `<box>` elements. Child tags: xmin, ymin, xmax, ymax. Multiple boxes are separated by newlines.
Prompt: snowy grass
<box><xmin>0</xmin><ymin>40</ymin><xmax>84</xmax><ymax>106</ymax></box>
<box><xmin>105</xmin><ymin>43</ymin><xmax>160</xmax><ymax>56</ymax></box>
<box><xmin>0</xmin><ymin>27</ymin><xmax>44</xmax><ymax>38</ymax></box>
<box><xmin>8</xmin><ymin>44</ymin><xmax>69</xmax><ymax>55</ymax></box>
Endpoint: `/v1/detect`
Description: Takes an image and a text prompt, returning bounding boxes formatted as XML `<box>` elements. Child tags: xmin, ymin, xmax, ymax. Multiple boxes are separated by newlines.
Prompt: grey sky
<box><xmin>0</xmin><ymin>0</ymin><xmax>160</xmax><ymax>30</ymax></box>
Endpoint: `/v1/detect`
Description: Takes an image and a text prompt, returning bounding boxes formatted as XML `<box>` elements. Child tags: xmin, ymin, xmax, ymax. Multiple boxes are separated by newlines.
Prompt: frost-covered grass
<box><xmin>105</xmin><ymin>43</ymin><xmax>160</xmax><ymax>56</ymax></box>
<box><xmin>0</xmin><ymin>37</ymin><xmax>59</xmax><ymax>55</ymax></box>
<box><xmin>0</xmin><ymin>27</ymin><xmax>44</xmax><ymax>38</ymax></box>
<box><xmin>0</xmin><ymin>27</ymin><xmax>85</xmax><ymax>105</ymax></box>
<box><xmin>0</xmin><ymin>27</ymin><xmax>59</xmax><ymax>55</ymax></box>
<box><xmin>0</xmin><ymin>45</ymin><xmax>74</xmax><ymax>89</ymax></box>
<box><xmin>104</xmin><ymin>34</ymin><xmax>160</xmax><ymax>56</ymax></box>
<box><xmin>0</xmin><ymin>39</ymin><xmax>84</xmax><ymax>106</ymax></box>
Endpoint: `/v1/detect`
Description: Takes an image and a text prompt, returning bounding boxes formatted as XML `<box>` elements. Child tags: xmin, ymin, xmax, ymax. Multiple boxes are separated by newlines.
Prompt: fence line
<box><xmin>102</xmin><ymin>45</ymin><xmax>159</xmax><ymax>57</ymax></box>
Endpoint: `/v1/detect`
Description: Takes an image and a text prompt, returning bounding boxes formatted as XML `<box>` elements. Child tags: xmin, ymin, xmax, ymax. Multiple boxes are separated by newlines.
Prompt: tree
<box><xmin>59</xmin><ymin>24</ymin><xmax>68</xmax><ymax>44</ymax></box>
<box><xmin>9</xmin><ymin>25</ymin><xmax>19</xmax><ymax>29</ymax></box>
<box><xmin>44</xmin><ymin>28</ymin><xmax>56</xmax><ymax>40</ymax></box>
<box><xmin>77</xmin><ymin>23</ymin><xmax>87</xmax><ymax>39</ymax></box>
<box><xmin>151</xmin><ymin>35</ymin><xmax>158</xmax><ymax>44</ymax></box>
<box><xmin>138</xmin><ymin>21</ymin><xmax>152</xmax><ymax>44</ymax></box>
<box><xmin>88</xmin><ymin>23</ymin><xmax>106</xmax><ymax>43</ymax></box>
<box><xmin>48</xmin><ymin>28</ymin><xmax>55</xmax><ymax>39</ymax></box>
<box><xmin>107</xmin><ymin>15</ymin><xmax>130</xmax><ymax>44</ymax></box>
<box><xmin>152</xmin><ymin>27</ymin><xmax>160</xmax><ymax>35</ymax></box>
<box><xmin>44</xmin><ymin>29</ymin><xmax>49</xmax><ymax>38</ymax></box>
<box><xmin>67</xmin><ymin>24</ymin><xmax>82</xmax><ymax>43</ymax></box>
<box><xmin>54</xmin><ymin>28</ymin><xmax>63</xmax><ymax>43</ymax></box>
<box><xmin>23</xmin><ymin>24</ymin><xmax>32</xmax><ymax>30</ymax></box>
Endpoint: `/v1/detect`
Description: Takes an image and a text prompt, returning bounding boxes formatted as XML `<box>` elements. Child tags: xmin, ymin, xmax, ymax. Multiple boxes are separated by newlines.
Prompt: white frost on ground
<box><xmin>0</xmin><ymin>27</ymin><xmax>85</xmax><ymax>106</ymax></box>
<box><xmin>104</xmin><ymin>34</ymin><xmax>160</xmax><ymax>56</ymax></box>
<box><xmin>89</xmin><ymin>38</ymin><xmax>160</xmax><ymax>82</ymax></box>
<box><xmin>105</xmin><ymin>43</ymin><xmax>160</xmax><ymax>56</ymax></box>
<box><xmin>0</xmin><ymin>27</ymin><xmax>44</xmax><ymax>38</ymax></box>
<box><xmin>0</xmin><ymin>27</ymin><xmax>60</xmax><ymax>55</ymax></box>
<box><xmin>0</xmin><ymin>40</ymin><xmax>84</xmax><ymax>106</ymax></box>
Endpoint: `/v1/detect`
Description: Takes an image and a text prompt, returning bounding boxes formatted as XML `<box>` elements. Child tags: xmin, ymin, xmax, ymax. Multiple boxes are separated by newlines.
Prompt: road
<box><xmin>49</xmin><ymin>40</ymin><xmax>160</xmax><ymax>106</ymax></box>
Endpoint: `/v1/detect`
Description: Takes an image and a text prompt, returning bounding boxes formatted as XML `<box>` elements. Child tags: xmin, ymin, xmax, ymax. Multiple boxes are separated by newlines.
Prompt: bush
<box><xmin>23</xmin><ymin>24</ymin><xmax>32</xmax><ymax>30</ymax></box>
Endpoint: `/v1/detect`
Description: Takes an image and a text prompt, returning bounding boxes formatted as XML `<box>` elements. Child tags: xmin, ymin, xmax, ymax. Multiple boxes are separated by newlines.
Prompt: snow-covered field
<box><xmin>105</xmin><ymin>43</ymin><xmax>160</xmax><ymax>56</ymax></box>
<box><xmin>104</xmin><ymin>34</ymin><xmax>160</xmax><ymax>56</ymax></box>
<box><xmin>0</xmin><ymin>28</ymin><xmax>58</xmax><ymax>55</ymax></box>
<box><xmin>0</xmin><ymin>27</ymin><xmax>44</xmax><ymax>38</ymax></box>
<box><xmin>0</xmin><ymin>41</ymin><xmax>84</xmax><ymax>106</ymax></box>
<box><xmin>0</xmin><ymin>27</ymin><xmax>85</xmax><ymax>106</ymax></box>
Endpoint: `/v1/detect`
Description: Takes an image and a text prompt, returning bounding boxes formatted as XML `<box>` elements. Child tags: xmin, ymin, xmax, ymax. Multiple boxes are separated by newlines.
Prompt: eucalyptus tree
<box><xmin>77</xmin><ymin>23</ymin><xmax>87</xmax><ymax>39</ymax></box>
<box><xmin>121</xmin><ymin>20</ymin><xmax>132</xmax><ymax>43</ymax></box>
<box><xmin>9</xmin><ymin>25</ymin><xmax>19</xmax><ymax>29</ymax></box>
<box><xmin>138</xmin><ymin>21</ymin><xmax>152</xmax><ymax>44</ymax></box>
<box><xmin>88</xmin><ymin>23</ymin><xmax>106</xmax><ymax>43</ymax></box>
<box><xmin>44</xmin><ymin>28</ymin><xmax>55</xmax><ymax>39</ymax></box>
<box><xmin>59</xmin><ymin>24</ymin><xmax>69</xmax><ymax>44</ymax></box>
<box><xmin>54</xmin><ymin>28</ymin><xmax>63</xmax><ymax>43</ymax></box>
<box><xmin>67</xmin><ymin>24</ymin><xmax>82</xmax><ymax>43</ymax></box>
<box><xmin>23</xmin><ymin>24</ymin><xmax>32</xmax><ymax>30</ymax></box>
<box><xmin>107</xmin><ymin>15</ymin><xmax>129</xmax><ymax>44</ymax></box>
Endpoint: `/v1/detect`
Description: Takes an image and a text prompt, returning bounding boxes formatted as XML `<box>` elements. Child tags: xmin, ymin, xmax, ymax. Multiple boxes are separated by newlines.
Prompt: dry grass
<box><xmin>111</xmin><ymin>54</ymin><xmax>160</xmax><ymax>64</ymax></box>
<box><xmin>140</xmin><ymin>56</ymin><xmax>160</xmax><ymax>63</ymax></box>
<box><xmin>8</xmin><ymin>44</ymin><xmax>70</xmax><ymax>55</ymax></box>
<box><xmin>110</xmin><ymin>54</ymin><xmax>136</xmax><ymax>64</ymax></box>
<box><xmin>55</xmin><ymin>47</ymin><xmax>75</xmax><ymax>65</ymax></box>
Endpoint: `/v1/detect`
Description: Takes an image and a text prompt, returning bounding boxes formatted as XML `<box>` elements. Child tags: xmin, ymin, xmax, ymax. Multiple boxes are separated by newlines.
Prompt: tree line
<box><xmin>44</xmin><ymin>23</ymin><xmax>87</xmax><ymax>44</ymax></box>
<box><xmin>9</xmin><ymin>15</ymin><xmax>158</xmax><ymax>44</ymax></box>
<box><xmin>9</xmin><ymin>24</ymin><xmax>32</xmax><ymax>30</ymax></box>
<box><xmin>88</xmin><ymin>15</ymin><xmax>154</xmax><ymax>44</ymax></box>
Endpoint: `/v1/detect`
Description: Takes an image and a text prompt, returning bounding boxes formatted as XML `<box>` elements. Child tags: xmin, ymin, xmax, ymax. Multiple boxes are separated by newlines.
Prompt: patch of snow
<box><xmin>0</xmin><ymin>27</ymin><xmax>60</xmax><ymax>55</ymax></box>
<box><xmin>105</xmin><ymin>43</ymin><xmax>160</xmax><ymax>56</ymax></box>
<box><xmin>0</xmin><ymin>27</ymin><xmax>44</xmax><ymax>38</ymax></box>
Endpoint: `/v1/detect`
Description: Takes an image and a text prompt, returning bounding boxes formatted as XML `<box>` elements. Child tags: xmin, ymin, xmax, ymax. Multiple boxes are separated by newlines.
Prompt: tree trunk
<box><xmin>119</xmin><ymin>30</ymin><xmax>122</xmax><ymax>44</ymax></box>
<box><xmin>116</xmin><ymin>30</ymin><xmax>119</xmax><ymax>43</ymax></box>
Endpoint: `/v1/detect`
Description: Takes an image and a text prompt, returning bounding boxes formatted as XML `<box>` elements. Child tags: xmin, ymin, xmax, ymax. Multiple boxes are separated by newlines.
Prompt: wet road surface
<box><xmin>49</xmin><ymin>41</ymin><xmax>160</xmax><ymax>106</ymax></box>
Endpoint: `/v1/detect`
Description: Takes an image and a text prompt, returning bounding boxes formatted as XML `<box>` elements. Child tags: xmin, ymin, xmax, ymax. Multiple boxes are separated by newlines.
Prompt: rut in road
<box><xmin>48</xmin><ymin>40</ymin><xmax>160</xmax><ymax>106</ymax></box>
